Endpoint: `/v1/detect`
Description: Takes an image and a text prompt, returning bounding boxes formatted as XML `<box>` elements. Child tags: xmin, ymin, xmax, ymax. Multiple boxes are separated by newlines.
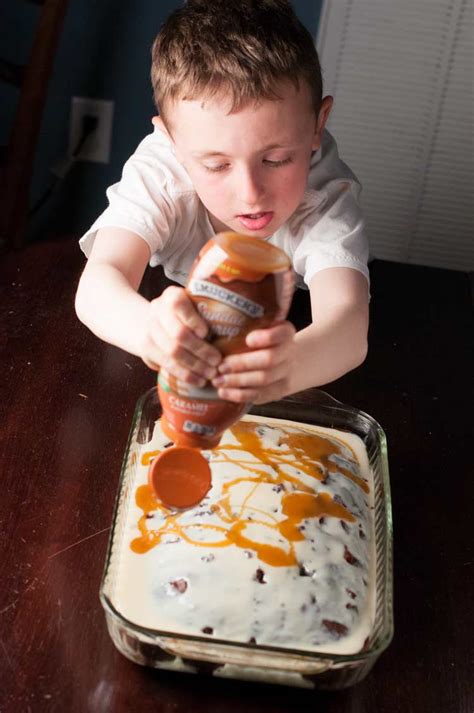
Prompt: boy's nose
<box><xmin>238</xmin><ymin>166</ymin><xmax>265</xmax><ymax>207</ymax></box>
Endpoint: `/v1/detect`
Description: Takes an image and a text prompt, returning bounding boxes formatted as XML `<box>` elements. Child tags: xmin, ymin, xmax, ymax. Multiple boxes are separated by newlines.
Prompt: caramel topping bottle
<box><xmin>158</xmin><ymin>232</ymin><xmax>294</xmax><ymax>449</ymax></box>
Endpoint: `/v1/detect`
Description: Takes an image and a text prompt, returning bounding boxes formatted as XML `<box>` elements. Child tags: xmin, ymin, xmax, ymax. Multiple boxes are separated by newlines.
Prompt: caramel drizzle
<box><xmin>130</xmin><ymin>420</ymin><xmax>367</xmax><ymax>567</ymax></box>
<box><xmin>141</xmin><ymin>450</ymin><xmax>159</xmax><ymax>466</ymax></box>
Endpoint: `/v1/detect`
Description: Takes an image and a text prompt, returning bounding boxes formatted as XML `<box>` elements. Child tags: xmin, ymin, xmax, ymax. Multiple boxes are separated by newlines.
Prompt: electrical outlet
<box><xmin>69</xmin><ymin>97</ymin><xmax>114</xmax><ymax>163</ymax></box>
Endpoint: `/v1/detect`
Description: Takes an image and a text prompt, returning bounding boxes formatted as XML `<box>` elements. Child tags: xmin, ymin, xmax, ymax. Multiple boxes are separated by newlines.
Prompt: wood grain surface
<box><xmin>0</xmin><ymin>240</ymin><xmax>471</xmax><ymax>713</ymax></box>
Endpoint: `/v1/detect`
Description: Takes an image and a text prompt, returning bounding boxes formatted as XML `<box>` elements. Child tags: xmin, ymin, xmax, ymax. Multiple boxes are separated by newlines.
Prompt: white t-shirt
<box><xmin>80</xmin><ymin>127</ymin><xmax>369</xmax><ymax>291</ymax></box>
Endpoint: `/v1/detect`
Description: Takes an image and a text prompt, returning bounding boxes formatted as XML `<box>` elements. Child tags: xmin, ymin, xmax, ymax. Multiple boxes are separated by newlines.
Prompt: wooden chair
<box><xmin>0</xmin><ymin>0</ymin><xmax>69</xmax><ymax>252</ymax></box>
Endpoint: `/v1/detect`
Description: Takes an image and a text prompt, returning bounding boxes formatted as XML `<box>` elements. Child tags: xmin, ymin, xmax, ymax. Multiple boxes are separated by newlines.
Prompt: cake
<box><xmin>114</xmin><ymin>414</ymin><xmax>375</xmax><ymax>655</ymax></box>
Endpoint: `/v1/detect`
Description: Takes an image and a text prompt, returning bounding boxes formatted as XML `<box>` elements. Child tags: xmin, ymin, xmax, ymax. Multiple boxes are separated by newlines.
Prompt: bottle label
<box><xmin>157</xmin><ymin>233</ymin><xmax>294</xmax><ymax>448</ymax></box>
<box><xmin>183</xmin><ymin>420</ymin><xmax>216</xmax><ymax>436</ymax></box>
<box><xmin>188</xmin><ymin>278</ymin><xmax>264</xmax><ymax>319</ymax></box>
<box><xmin>158</xmin><ymin>369</ymin><xmax>219</xmax><ymax>401</ymax></box>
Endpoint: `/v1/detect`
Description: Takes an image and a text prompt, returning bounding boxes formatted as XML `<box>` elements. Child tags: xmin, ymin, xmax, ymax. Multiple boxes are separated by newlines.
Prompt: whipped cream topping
<box><xmin>113</xmin><ymin>415</ymin><xmax>375</xmax><ymax>655</ymax></box>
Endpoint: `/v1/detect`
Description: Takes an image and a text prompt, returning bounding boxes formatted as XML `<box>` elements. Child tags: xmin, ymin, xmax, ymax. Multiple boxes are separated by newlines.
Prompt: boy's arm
<box><xmin>75</xmin><ymin>227</ymin><xmax>152</xmax><ymax>355</ymax></box>
<box><xmin>75</xmin><ymin>227</ymin><xmax>221</xmax><ymax>385</ymax></box>
<box><xmin>212</xmin><ymin>267</ymin><xmax>368</xmax><ymax>404</ymax></box>
<box><xmin>290</xmin><ymin>267</ymin><xmax>368</xmax><ymax>391</ymax></box>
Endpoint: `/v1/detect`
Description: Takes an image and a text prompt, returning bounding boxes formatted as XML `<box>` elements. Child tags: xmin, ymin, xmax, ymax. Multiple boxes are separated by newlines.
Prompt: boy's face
<box><xmin>161</xmin><ymin>82</ymin><xmax>332</xmax><ymax>238</ymax></box>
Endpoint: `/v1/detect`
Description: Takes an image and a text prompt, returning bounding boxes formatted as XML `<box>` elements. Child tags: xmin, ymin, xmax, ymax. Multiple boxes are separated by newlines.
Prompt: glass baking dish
<box><xmin>100</xmin><ymin>387</ymin><xmax>393</xmax><ymax>690</ymax></box>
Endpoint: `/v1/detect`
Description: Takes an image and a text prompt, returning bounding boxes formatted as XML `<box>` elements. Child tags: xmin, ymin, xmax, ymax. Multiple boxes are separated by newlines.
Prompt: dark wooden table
<box><xmin>1</xmin><ymin>239</ymin><xmax>472</xmax><ymax>713</ymax></box>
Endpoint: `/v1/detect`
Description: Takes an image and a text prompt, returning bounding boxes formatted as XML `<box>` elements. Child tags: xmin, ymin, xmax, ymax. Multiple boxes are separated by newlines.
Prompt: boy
<box><xmin>75</xmin><ymin>0</ymin><xmax>369</xmax><ymax>405</ymax></box>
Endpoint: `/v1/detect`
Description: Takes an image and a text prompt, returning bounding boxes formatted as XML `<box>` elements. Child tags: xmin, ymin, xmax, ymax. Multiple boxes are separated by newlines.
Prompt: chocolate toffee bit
<box><xmin>340</xmin><ymin>520</ymin><xmax>350</xmax><ymax>533</ymax></box>
<box><xmin>145</xmin><ymin>513</ymin><xmax>154</xmax><ymax>519</ymax></box>
<box><xmin>163</xmin><ymin>442</ymin><xmax>173</xmax><ymax>449</ymax></box>
<box><xmin>344</xmin><ymin>546</ymin><xmax>361</xmax><ymax>567</ymax></box>
<box><xmin>310</xmin><ymin>594</ymin><xmax>317</xmax><ymax>605</ymax></box>
<box><xmin>346</xmin><ymin>603</ymin><xmax>359</xmax><ymax>612</ymax></box>
<box><xmin>254</xmin><ymin>568</ymin><xmax>266</xmax><ymax>584</ymax></box>
<box><xmin>272</xmin><ymin>483</ymin><xmax>286</xmax><ymax>493</ymax></box>
<box><xmin>201</xmin><ymin>626</ymin><xmax>214</xmax><ymax>635</ymax></box>
<box><xmin>244</xmin><ymin>550</ymin><xmax>254</xmax><ymax>558</ymax></box>
<box><xmin>248</xmin><ymin>636</ymin><xmax>257</xmax><ymax>645</ymax></box>
<box><xmin>359</xmin><ymin>527</ymin><xmax>366</xmax><ymax>539</ymax></box>
<box><xmin>299</xmin><ymin>565</ymin><xmax>312</xmax><ymax>577</ymax></box>
<box><xmin>346</xmin><ymin>588</ymin><xmax>357</xmax><ymax>599</ymax></box>
<box><xmin>322</xmin><ymin>620</ymin><xmax>349</xmax><ymax>638</ymax></box>
<box><xmin>201</xmin><ymin>553</ymin><xmax>215</xmax><ymax>562</ymax></box>
<box><xmin>319</xmin><ymin>517</ymin><xmax>325</xmax><ymax>525</ymax></box>
<box><xmin>169</xmin><ymin>579</ymin><xmax>187</xmax><ymax>593</ymax></box>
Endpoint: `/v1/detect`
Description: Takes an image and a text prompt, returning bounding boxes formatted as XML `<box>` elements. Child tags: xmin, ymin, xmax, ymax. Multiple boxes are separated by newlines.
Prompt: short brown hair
<box><xmin>151</xmin><ymin>0</ymin><xmax>323</xmax><ymax>122</ymax></box>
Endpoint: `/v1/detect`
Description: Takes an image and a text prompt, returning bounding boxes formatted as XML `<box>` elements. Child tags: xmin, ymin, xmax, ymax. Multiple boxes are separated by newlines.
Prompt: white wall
<box><xmin>317</xmin><ymin>0</ymin><xmax>474</xmax><ymax>271</ymax></box>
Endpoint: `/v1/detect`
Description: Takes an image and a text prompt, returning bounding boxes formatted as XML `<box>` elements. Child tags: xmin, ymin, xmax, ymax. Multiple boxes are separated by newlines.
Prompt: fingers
<box><xmin>213</xmin><ymin>360</ymin><xmax>289</xmax><ymax>389</ymax></box>
<box><xmin>245</xmin><ymin>321</ymin><xmax>296</xmax><ymax>349</ymax></box>
<box><xmin>155</xmin><ymin>328</ymin><xmax>219</xmax><ymax>378</ymax></box>
<box><xmin>142</xmin><ymin>297</ymin><xmax>295</xmax><ymax>400</ymax></box>
<box><xmin>157</xmin><ymin>286</ymin><xmax>208</xmax><ymax>339</ymax></box>
<box><xmin>217</xmin><ymin>321</ymin><xmax>295</xmax><ymax>375</ymax></box>
<box><xmin>211</xmin><ymin>321</ymin><xmax>295</xmax><ymax>402</ymax></box>
<box><xmin>142</xmin><ymin>287</ymin><xmax>221</xmax><ymax>383</ymax></box>
<box><xmin>214</xmin><ymin>378</ymin><xmax>290</xmax><ymax>405</ymax></box>
<box><xmin>144</xmin><ymin>342</ymin><xmax>217</xmax><ymax>386</ymax></box>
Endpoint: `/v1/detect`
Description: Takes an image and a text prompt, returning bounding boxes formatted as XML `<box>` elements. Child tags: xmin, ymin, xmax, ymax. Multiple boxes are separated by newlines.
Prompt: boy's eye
<box><xmin>202</xmin><ymin>156</ymin><xmax>293</xmax><ymax>172</ymax></box>
<box><xmin>203</xmin><ymin>163</ymin><xmax>229</xmax><ymax>173</ymax></box>
<box><xmin>263</xmin><ymin>157</ymin><xmax>293</xmax><ymax>167</ymax></box>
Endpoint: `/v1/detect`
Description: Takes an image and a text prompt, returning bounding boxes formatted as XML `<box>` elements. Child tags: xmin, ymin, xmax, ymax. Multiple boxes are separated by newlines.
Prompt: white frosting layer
<box><xmin>113</xmin><ymin>415</ymin><xmax>375</xmax><ymax>655</ymax></box>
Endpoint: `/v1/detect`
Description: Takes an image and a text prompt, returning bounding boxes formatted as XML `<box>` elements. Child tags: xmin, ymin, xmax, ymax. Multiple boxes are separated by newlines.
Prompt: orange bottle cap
<box><xmin>215</xmin><ymin>231</ymin><xmax>291</xmax><ymax>273</ymax></box>
<box><xmin>148</xmin><ymin>446</ymin><xmax>212</xmax><ymax>509</ymax></box>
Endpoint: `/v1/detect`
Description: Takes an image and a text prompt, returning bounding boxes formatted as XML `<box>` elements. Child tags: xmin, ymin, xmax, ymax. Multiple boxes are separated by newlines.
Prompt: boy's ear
<box><xmin>312</xmin><ymin>96</ymin><xmax>333</xmax><ymax>150</ymax></box>
<box><xmin>152</xmin><ymin>115</ymin><xmax>172</xmax><ymax>138</ymax></box>
<box><xmin>152</xmin><ymin>115</ymin><xmax>182</xmax><ymax>159</ymax></box>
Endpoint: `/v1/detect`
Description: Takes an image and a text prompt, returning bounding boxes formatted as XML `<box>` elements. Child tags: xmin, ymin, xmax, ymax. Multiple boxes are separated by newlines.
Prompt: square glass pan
<box><xmin>100</xmin><ymin>387</ymin><xmax>393</xmax><ymax>690</ymax></box>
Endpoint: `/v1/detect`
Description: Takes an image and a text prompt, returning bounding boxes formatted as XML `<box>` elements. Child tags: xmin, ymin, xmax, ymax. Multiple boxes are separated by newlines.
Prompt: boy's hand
<box><xmin>211</xmin><ymin>321</ymin><xmax>296</xmax><ymax>405</ymax></box>
<box><xmin>141</xmin><ymin>286</ymin><xmax>222</xmax><ymax>386</ymax></box>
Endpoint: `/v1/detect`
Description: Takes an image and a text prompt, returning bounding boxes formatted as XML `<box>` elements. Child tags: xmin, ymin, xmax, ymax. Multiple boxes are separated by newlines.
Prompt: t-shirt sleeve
<box><xmin>79</xmin><ymin>131</ymin><xmax>181</xmax><ymax>259</ymax></box>
<box><xmin>290</xmin><ymin>130</ymin><xmax>370</xmax><ymax>290</ymax></box>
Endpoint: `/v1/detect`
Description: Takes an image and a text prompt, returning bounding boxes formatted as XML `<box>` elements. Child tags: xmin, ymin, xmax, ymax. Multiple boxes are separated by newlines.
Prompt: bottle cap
<box><xmin>215</xmin><ymin>231</ymin><xmax>291</xmax><ymax>273</ymax></box>
<box><xmin>148</xmin><ymin>446</ymin><xmax>212</xmax><ymax>509</ymax></box>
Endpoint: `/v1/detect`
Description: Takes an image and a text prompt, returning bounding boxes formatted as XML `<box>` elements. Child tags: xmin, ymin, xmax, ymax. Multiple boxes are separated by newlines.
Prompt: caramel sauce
<box><xmin>279</xmin><ymin>491</ymin><xmax>356</xmax><ymax>544</ymax></box>
<box><xmin>130</xmin><ymin>420</ymin><xmax>367</xmax><ymax>567</ymax></box>
<box><xmin>141</xmin><ymin>450</ymin><xmax>159</xmax><ymax>466</ymax></box>
<box><xmin>227</xmin><ymin>520</ymin><xmax>296</xmax><ymax>566</ymax></box>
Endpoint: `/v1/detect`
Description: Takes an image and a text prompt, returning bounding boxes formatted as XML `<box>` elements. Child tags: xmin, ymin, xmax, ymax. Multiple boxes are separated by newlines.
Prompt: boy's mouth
<box><xmin>237</xmin><ymin>212</ymin><xmax>274</xmax><ymax>231</ymax></box>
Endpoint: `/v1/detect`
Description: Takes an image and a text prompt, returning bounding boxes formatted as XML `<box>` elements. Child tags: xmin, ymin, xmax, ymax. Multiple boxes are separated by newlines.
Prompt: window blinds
<box><xmin>317</xmin><ymin>0</ymin><xmax>474</xmax><ymax>271</ymax></box>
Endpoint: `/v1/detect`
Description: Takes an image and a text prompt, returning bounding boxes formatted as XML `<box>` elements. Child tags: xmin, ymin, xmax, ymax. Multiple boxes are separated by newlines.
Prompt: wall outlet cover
<box><xmin>69</xmin><ymin>96</ymin><xmax>114</xmax><ymax>164</ymax></box>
